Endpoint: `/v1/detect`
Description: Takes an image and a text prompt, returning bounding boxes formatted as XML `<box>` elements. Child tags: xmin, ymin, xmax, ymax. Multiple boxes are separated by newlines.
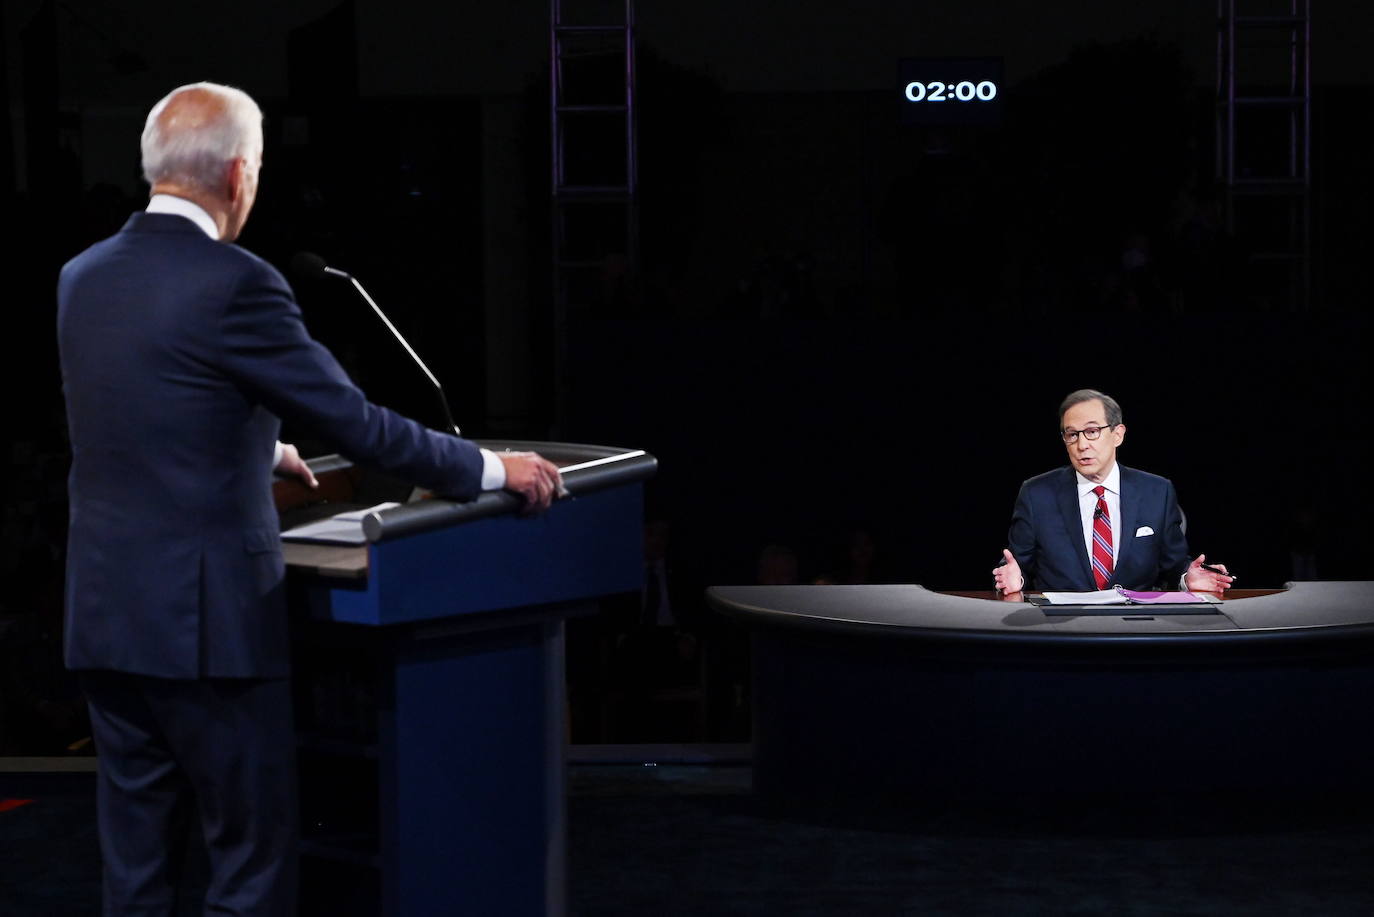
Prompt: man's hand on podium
<box><xmin>274</xmin><ymin>443</ymin><xmax>318</xmax><ymax>489</ymax></box>
<box><xmin>500</xmin><ymin>451</ymin><xmax>564</xmax><ymax>513</ymax></box>
<box><xmin>993</xmin><ymin>548</ymin><xmax>1024</xmax><ymax>595</ymax></box>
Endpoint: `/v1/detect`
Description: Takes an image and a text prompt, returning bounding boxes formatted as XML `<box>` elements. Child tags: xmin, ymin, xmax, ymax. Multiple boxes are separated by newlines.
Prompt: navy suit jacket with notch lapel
<box><xmin>1007</xmin><ymin>464</ymin><xmax>1191</xmax><ymax>592</ymax></box>
<box><xmin>58</xmin><ymin>211</ymin><xmax>486</xmax><ymax>679</ymax></box>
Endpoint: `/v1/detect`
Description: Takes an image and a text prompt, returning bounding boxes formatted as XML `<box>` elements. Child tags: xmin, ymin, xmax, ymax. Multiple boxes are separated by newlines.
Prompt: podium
<box><xmin>279</xmin><ymin>442</ymin><xmax>655</xmax><ymax>917</ymax></box>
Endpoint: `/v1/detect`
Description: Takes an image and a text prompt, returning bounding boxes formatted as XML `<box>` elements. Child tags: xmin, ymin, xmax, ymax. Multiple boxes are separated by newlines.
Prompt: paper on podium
<box><xmin>281</xmin><ymin>502</ymin><xmax>401</xmax><ymax>545</ymax></box>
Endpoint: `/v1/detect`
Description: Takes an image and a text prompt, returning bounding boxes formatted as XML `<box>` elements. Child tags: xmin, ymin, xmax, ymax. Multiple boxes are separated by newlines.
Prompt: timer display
<box><xmin>904</xmin><ymin>81</ymin><xmax>997</xmax><ymax>102</ymax></box>
<box><xmin>898</xmin><ymin>58</ymin><xmax>1004</xmax><ymax>126</ymax></box>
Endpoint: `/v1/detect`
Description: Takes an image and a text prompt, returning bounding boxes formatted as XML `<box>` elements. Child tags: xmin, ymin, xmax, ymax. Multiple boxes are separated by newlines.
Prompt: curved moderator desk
<box><xmin>706</xmin><ymin>584</ymin><xmax>1374</xmax><ymax>805</ymax></box>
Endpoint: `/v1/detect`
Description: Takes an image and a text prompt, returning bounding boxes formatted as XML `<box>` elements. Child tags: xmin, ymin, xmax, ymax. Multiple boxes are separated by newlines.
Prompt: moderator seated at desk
<box><xmin>993</xmin><ymin>389</ymin><xmax>1235</xmax><ymax>597</ymax></box>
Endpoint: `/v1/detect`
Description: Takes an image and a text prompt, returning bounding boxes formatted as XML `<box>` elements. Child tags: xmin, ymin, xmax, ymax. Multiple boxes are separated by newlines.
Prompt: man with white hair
<box><xmin>57</xmin><ymin>82</ymin><xmax>562</xmax><ymax>915</ymax></box>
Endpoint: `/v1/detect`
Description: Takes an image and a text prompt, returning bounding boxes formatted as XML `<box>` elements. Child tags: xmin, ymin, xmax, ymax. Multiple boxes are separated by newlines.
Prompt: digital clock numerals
<box><xmin>904</xmin><ymin>80</ymin><xmax>998</xmax><ymax>103</ymax></box>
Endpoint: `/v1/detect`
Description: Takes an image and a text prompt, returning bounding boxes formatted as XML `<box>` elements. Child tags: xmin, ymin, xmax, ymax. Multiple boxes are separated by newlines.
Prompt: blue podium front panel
<box><xmin>380</xmin><ymin>620</ymin><xmax>565</xmax><ymax>915</ymax></box>
<box><xmin>322</xmin><ymin>485</ymin><xmax>643</xmax><ymax>626</ymax></box>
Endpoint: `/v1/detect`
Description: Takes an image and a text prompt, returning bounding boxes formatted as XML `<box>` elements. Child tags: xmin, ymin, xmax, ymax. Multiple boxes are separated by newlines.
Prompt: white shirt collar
<box><xmin>146</xmin><ymin>194</ymin><xmax>220</xmax><ymax>240</ymax></box>
<box><xmin>1075</xmin><ymin>461</ymin><xmax>1121</xmax><ymax>496</ymax></box>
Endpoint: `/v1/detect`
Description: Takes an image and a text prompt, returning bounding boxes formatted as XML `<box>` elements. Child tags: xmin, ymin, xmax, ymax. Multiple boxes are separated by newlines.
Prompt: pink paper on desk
<box><xmin>1116</xmin><ymin>588</ymin><xmax>1209</xmax><ymax>604</ymax></box>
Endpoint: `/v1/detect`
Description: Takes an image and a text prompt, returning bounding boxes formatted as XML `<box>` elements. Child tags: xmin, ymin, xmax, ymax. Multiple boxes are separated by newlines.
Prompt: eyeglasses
<box><xmin>1061</xmin><ymin>424</ymin><xmax>1117</xmax><ymax>445</ymax></box>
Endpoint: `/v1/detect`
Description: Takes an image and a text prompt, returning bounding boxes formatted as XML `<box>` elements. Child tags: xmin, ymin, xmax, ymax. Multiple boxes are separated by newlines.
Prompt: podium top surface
<box><xmin>372</xmin><ymin>440</ymin><xmax>654</xmax><ymax>542</ymax></box>
<box><xmin>281</xmin><ymin>441</ymin><xmax>654</xmax><ymax>585</ymax></box>
<box><xmin>288</xmin><ymin>440</ymin><xmax>655</xmax><ymax>545</ymax></box>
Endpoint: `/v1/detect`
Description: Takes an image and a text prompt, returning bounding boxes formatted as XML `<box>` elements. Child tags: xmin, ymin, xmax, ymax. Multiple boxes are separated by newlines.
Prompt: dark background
<box><xmin>3</xmin><ymin>0</ymin><xmax>1372</xmax><ymax>752</ymax></box>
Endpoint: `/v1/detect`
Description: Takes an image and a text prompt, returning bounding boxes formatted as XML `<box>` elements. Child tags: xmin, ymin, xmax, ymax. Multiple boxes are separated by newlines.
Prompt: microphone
<box><xmin>291</xmin><ymin>251</ymin><xmax>350</xmax><ymax>281</ymax></box>
<box><xmin>292</xmin><ymin>252</ymin><xmax>462</xmax><ymax>437</ymax></box>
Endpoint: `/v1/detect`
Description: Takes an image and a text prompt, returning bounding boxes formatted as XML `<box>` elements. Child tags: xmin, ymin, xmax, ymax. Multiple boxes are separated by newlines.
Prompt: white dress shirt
<box><xmin>144</xmin><ymin>195</ymin><xmax>505</xmax><ymax>490</ymax></box>
<box><xmin>146</xmin><ymin>193</ymin><xmax>220</xmax><ymax>239</ymax></box>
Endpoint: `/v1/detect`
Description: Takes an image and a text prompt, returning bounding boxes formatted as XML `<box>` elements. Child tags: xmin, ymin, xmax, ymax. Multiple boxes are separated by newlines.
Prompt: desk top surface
<box><xmin>706</xmin><ymin>582</ymin><xmax>1374</xmax><ymax>646</ymax></box>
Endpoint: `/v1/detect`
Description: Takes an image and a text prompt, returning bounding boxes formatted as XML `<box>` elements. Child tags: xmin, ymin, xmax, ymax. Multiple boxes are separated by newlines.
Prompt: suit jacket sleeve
<box><xmin>1007</xmin><ymin>481</ymin><xmax>1040</xmax><ymax>586</ymax></box>
<box><xmin>216</xmin><ymin>255</ymin><xmax>485</xmax><ymax>500</ymax></box>
<box><xmin>1158</xmin><ymin>480</ymin><xmax>1191</xmax><ymax>587</ymax></box>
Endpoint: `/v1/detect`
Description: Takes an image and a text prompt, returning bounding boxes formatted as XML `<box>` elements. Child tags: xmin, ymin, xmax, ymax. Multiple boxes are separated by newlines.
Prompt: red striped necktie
<box><xmin>1091</xmin><ymin>485</ymin><xmax>1114</xmax><ymax>589</ymax></box>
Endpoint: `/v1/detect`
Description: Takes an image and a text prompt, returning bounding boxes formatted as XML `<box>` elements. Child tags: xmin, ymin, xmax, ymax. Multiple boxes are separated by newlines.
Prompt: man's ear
<box><xmin>225</xmin><ymin>158</ymin><xmax>245</xmax><ymax>203</ymax></box>
<box><xmin>1114</xmin><ymin>423</ymin><xmax>1127</xmax><ymax>446</ymax></box>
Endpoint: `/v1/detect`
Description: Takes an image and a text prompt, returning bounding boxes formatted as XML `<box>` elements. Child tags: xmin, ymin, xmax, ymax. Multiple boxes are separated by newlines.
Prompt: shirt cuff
<box><xmin>480</xmin><ymin>448</ymin><xmax>507</xmax><ymax>491</ymax></box>
<box><xmin>272</xmin><ymin>441</ymin><xmax>285</xmax><ymax>469</ymax></box>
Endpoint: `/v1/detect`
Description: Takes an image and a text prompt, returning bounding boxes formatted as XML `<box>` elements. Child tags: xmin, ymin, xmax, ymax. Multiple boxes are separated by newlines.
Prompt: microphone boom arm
<box><xmin>337</xmin><ymin>268</ymin><xmax>461</xmax><ymax>438</ymax></box>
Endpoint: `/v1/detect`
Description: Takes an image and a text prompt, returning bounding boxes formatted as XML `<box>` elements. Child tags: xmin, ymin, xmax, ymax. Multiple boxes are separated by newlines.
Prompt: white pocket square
<box><xmin>1135</xmin><ymin>526</ymin><xmax>1154</xmax><ymax>537</ymax></box>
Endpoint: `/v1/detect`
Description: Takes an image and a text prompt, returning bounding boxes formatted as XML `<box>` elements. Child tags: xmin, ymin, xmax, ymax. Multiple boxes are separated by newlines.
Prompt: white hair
<box><xmin>140</xmin><ymin>82</ymin><xmax>263</xmax><ymax>192</ymax></box>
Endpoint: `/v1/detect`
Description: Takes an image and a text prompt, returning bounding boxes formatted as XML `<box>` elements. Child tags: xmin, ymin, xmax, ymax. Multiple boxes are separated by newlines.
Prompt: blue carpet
<box><xmin>3</xmin><ymin>766</ymin><xmax>1373</xmax><ymax>915</ymax></box>
<box><xmin>566</xmin><ymin>765</ymin><xmax>1374</xmax><ymax>916</ymax></box>
<box><xmin>0</xmin><ymin>785</ymin><xmax>99</xmax><ymax>916</ymax></box>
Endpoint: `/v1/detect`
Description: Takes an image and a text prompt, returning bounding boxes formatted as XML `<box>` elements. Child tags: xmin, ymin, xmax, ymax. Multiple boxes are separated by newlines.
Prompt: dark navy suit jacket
<box><xmin>58</xmin><ymin>212</ymin><xmax>485</xmax><ymax>679</ymax></box>
<box><xmin>1007</xmin><ymin>465</ymin><xmax>1190</xmax><ymax>591</ymax></box>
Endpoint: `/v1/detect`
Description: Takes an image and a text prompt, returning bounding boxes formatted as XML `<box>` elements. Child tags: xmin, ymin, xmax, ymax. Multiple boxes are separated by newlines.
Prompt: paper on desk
<box><xmin>1039</xmin><ymin>587</ymin><xmax>1219</xmax><ymax>605</ymax></box>
<box><xmin>1116</xmin><ymin>587</ymin><xmax>1220</xmax><ymax>604</ymax></box>
<box><xmin>1041</xmin><ymin>590</ymin><xmax>1125</xmax><ymax>605</ymax></box>
<box><xmin>280</xmin><ymin>502</ymin><xmax>401</xmax><ymax>545</ymax></box>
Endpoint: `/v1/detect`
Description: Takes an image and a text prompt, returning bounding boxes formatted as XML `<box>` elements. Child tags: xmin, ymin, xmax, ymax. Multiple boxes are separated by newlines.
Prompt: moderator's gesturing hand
<box><xmin>1184</xmin><ymin>553</ymin><xmax>1235</xmax><ymax>593</ymax></box>
<box><xmin>500</xmin><ymin>451</ymin><xmax>564</xmax><ymax>514</ymax></box>
<box><xmin>274</xmin><ymin>443</ymin><xmax>318</xmax><ymax>489</ymax></box>
<box><xmin>993</xmin><ymin>548</ymin><xmax>1024</xmax><ymax>595</ymax></box>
